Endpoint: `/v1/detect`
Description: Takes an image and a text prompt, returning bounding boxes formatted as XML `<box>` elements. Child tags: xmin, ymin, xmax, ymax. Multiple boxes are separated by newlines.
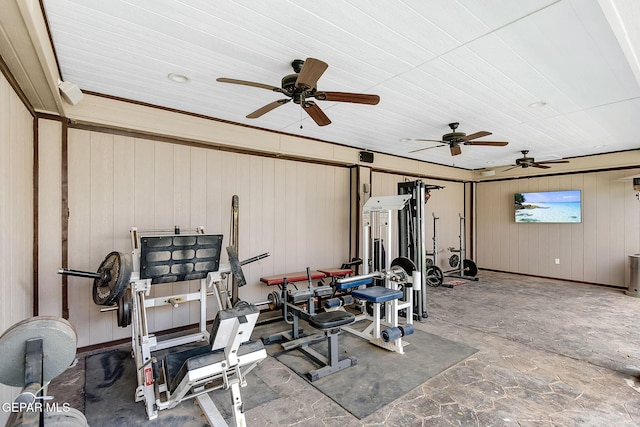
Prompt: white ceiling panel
<box><xmin>40</xmin><ymin>0</ymin><xmax>640</xmax><ymax>170</ymax></box>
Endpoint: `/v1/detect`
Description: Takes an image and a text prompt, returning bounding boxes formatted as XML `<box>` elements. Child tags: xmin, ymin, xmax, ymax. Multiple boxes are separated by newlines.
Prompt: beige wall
<box><xmin>0</xmin><ymin>70</ymin><xmax>34</xmax><ymax>421</ymax></box>
<box><xmin>59</xmin><ymin>128</ymin><xmax>351</xmax><ymax>347</ymax></box>
<box><xmin>476</xmin><ymin>169</ymin><xmax>640</xmax><ymax>287</ymax></box>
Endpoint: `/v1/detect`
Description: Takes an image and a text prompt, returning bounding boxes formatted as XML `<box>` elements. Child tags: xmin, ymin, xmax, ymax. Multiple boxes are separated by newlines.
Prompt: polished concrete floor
<box><xmin>50</xmin><ymin>270</ymin><xmax>640</xmax><ymax>426</ymax></box>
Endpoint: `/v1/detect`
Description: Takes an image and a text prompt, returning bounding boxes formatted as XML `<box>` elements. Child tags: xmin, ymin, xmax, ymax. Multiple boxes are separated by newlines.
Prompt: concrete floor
<box><xmin>50</xmin><ymin>270</ymin><xmax>640</xmax><ymax>426</ymax></box>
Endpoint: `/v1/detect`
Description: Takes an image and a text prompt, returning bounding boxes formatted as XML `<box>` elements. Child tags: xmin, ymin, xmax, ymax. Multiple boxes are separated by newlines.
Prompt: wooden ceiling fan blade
<box><xmin>408</xmin><ymin>144</ymin><xmax>444</xmax><ymax>153</ymax></box>
<box><xmin>463</xmin><ymin>141</ymin><xmax>509</xmax><ymax>146</ymax></box>
<box><xmin>536</xmin><ymin>160</ymin><xmax>570</xmax><ymax>164</ymax></box>
<box><xmin>217</xmin><ymin>77</ymin><xmax>284</xmax><ymax>93</ymax></box>
<box><xmin>314</xmin><ymin>91</ymin><xmax>380</xmax><ymax>105</ymax></box>
<box><xmin>502</xmin><ymin>165</ymin><xmax>519</xmax><ymax>172</ymax></box>
<box><xmin>463</xmin><ymin>131</ymin><xmax>491</xmax><ymax>141</ymax></box>
<box><xmin>246</xmin><ymin>99</ymin><xmax>290</xmax><ymax>118</ymax></box>
<box><xmin>450</xmin><ymin>145</ymin><xmax>462</xmax><ymax>156</ymax></box>
<box><xmin>532</xmin><ymin>163</ymin><xmax>552</xmax><ymax>169</ymax></box>
<box><xmin>296</xmin><ymin>58</ymin><xmax>328</xmax><ymax>90</ymax></box>
<box><xmin>414</xmin><ymin>138</ymin><xmax>445</xmax><ymax>143</ymax></box>
<box><xmin>302</xmin><ymin>101</ymin><xmax>331</xmax><ymax>126</ymax></box>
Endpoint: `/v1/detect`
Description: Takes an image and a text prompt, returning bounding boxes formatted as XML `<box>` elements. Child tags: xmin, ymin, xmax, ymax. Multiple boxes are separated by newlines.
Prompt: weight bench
<box><xmin>158</xmin><ymin>302</ymin><xmax>267</xmax><ymax>426</ymax></box>
<box><xmin>339</xmin><ymin>268</ymin><xmax>416</xmax><ymax>354</ymax></box>
<box><xmin>262</xmin><ymin>271</ymin><xmax>357</xmax><ymax>381</ymax></box>
<box><xmin>260</xmin><ymin>270</ymin><xmax>327</xmax><ymax>286</ymax></box>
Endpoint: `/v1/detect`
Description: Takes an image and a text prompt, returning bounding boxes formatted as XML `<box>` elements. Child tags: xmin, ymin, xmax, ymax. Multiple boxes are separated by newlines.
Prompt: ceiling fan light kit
<box><xmin>217</xmin><ymin>58</ymin><xmax>380</xmax><ymax>126</ymax></box>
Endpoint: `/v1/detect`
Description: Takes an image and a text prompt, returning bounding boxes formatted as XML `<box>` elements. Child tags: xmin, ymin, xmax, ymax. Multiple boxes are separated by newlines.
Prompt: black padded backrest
<box><xmin>139</xmin><ymin>234</ymin><xmax>223</xmax><ymax>284</ymax></box>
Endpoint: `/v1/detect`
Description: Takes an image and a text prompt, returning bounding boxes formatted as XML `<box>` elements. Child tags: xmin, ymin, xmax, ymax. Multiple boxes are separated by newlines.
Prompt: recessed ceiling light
<box><xmin>399</xmin><ymin>138</ymin><xmax>412</xmax><ymax>142</ymax></box>
<box><xmin>593</xmin><ymin>144</ymin><xmax>605</xmax><ymax>149</ymax></box>
<box><xmin>486</xmin><ymin>161</ymin><xmax>494</xmax><ymax>164</ymax></box>
<box><xmin>528</xmin><ymin>101</ymin><xmax>547</xmax><ymax>108</ymax></box>
<box><xmin>168</xmin><ymin>73</ymin><xmax>190</xmax><ymax>83</ymax></box>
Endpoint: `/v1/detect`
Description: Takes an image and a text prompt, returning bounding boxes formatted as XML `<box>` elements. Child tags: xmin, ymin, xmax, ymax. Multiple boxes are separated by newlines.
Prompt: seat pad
<box><xmin>352</xmin><ymin>286</ymin><xmax>403</xmax><ymax>303</ymax></box>
<box><xmin>309</xmin><ymin>311</ymin><xmax>355</xmax><ymax>330</ymax></box>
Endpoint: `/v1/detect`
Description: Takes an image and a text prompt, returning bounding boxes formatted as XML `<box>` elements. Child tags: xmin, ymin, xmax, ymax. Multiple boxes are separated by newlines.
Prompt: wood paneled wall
<box><xmin>63</xmin><ymin>129</ymin><xmax>351</xmax><ymax>347</ymax></box>
<box><xmin>476</xmin><ymin>170</ymin><xmax>640</xmax><ymax>287</ymax></box>
<box><xmin>0</xmin><ymin>69</ymin><xmax>34</xmax><ymax>421</ymax></box>
<box><xmin>371</xmin><ymin>172</ymin><xmax>466</xmax><ymax>273</ymax></box>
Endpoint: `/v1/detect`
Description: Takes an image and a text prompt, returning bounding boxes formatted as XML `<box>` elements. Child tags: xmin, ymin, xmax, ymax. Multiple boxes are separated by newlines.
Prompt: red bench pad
<box><xmin>317</xmin><ymin>268</ymin><xmax>353</xmax><ymax>277</ymax></box>
<box><xmin>260</xmin><ymin>270</ymin><xmax>326</xmax><ymax>286</ymax></box>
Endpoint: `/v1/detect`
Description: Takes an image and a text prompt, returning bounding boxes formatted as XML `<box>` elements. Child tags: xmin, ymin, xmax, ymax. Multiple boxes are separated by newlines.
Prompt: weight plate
<box><xmin>117</xmin><ymin>288</ymin><xmax>132</xmax><ymax>328</ymax></box>
<box><xmin>463</xmin><ymin>259</ymin><xmax>478</xmax><ymax>277</ymax></box>
<box><xmin>93</xmin><ymin>252</ymin><xmax>132</xmax><ymax>306</ymax></box>
<box><xmin>268</xmin><ymin>291</ymin><xmax>282</xmax><ymax>311</ymax></box>
<box><xmin>0</xmin><ymin>317</ymin><xmax>77</xmax><ymax>387</ymax></box>
<box><xmin>425</xmin><ymin>265</ymin><xmax>444</xmax><ymax>287</ymax></box>
<box><xmin>448</xmin><ymin>254</ymin><xmax>460</xmax><ymax>268</ymax></box>
<box><xmin>390</xmin><ymin>256</ymin><xmax>417</xmax><ymax>275</ymax></box>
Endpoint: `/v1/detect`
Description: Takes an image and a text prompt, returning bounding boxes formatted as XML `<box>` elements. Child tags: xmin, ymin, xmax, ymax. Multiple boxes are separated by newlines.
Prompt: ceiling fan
<box><xmin>216</xmin><ymin>58</ymin><xmax>380</xmax><ymax>126</ymax></box>
<box><xmin>409</xmin><ymin>122</ymin><xmax>509</xmax><ymax>156</ymax></box>
<box><xmin>504</xmin><ymin>150</ymin><xmax>570</xmax><ymax>171</ymax></box>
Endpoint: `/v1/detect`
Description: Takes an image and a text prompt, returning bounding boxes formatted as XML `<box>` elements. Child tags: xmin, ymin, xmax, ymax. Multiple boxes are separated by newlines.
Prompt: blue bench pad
<box><xmin>334</xmin><ymin>278</ymin><xmax>373</xmax><ymax>291</ymax></box>
<box><xmin>351</xmin><ymin>286</ymin><xmax>403</xmax><ymax>303</ymax></box>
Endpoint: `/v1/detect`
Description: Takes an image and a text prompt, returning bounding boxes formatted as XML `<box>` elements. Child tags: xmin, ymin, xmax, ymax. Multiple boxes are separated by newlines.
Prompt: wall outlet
<box><xmin>555</xmin><ymin>258</ymin><xmax>560</xmax><ymax>265</ymax></box>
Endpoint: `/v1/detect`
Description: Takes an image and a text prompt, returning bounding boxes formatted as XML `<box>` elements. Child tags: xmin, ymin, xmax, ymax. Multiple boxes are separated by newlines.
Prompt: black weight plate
<box><xmin>390</xmin><ymin>256</ymin><xmax>417</xmax><ymax>288</ymax></box>
<box><xmin>93</xmin><ymin>252</ymin><xmax>132</xmax><ymax>306</ymax></box>
<box><xmin>268</xmin><ymin>291</ymin><xmax>282</xmax><ymax>311</ymax></box>
<box><xmin>449</xmin><ymin>254</ymin><xmax>459</xmax><ymax>268</ymax></box>
<box><xmin>117</xmin><ymin>288</ymin><xmax>132</xmax><ymax>328</ymax></box>
<box><xmin>425</xmin><ymin>266</ymin><xmax>443</xmax><ymax>287</ymax></box>
<box><xmin>463</xmin><ymin>259</ymin><xmax>478</xmax><ymax>277</ymax></box>
<box><xmin>390</xmin><ymin>256</ymin><xmax>417</xmax><ymax>275</ymax></box>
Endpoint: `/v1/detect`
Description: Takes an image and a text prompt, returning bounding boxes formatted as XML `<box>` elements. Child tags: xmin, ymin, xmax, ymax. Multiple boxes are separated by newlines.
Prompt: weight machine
<box><xmin>59</xmin><ymin>226</ymin><xmax>269</xmax><ymax>426</ymax></box>
<box><xmin>339</xmin><ymin>194</ymin><xmax>419</xmax><ymax>354</ymax></box>
<box><xmin>397</xmin><ymin>180</ymin><xmax>445</xmax><ymax>318</ymax></box>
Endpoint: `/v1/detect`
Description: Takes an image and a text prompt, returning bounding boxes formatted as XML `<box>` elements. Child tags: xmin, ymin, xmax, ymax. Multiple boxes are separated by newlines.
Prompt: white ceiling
<box><xmin>40</xmin><ymin>0</ymin><xmax>640</xmax><ymax>170</ymax></box>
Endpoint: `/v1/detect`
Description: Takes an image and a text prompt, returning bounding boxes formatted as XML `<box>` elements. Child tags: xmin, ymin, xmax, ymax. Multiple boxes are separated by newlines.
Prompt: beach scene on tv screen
<box><xmin>514</xmin><ymin>190</ymin><xmax>581</xmax><ymax>223</ymax></box>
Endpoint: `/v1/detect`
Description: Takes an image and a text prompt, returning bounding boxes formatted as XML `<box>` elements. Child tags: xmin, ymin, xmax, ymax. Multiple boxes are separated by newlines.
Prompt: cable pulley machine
<box><xmin>397</xmin><ymin>180</ymin><xmax>445</xmax><ymax>318</ymax></box>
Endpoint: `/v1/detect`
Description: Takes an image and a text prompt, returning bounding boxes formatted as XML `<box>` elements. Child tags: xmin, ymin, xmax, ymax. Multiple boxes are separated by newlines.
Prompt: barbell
<box><xmin>58</xmin><ymin>251</ymin><xmax>132</xmax><ymax>306</ymax></box>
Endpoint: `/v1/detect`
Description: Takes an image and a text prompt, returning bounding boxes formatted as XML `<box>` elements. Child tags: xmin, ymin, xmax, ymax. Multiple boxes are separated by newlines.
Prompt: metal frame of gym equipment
<box><xmin>126</xmin><ymin>226</ymin><xmax>267</xmax><ymax>425</ymax></box>
<box><xmin>397</xmin><ymin>180</ymin><xmax>445</xmax><ymax>318</ymax></box>
<box><xmin>423</xmin><ymin>212</ymin><xmax>448</xmax><ymax>288</ymax></box>
<box><xmin>340</xmin><ymin>194</ymin><xmax>420</xmax><ymax>355</ymax></box>
<box><xmin>262</xmin><ymin>268</ymin><xmax>358</xmax><ymax>381</ymax></box>
<box><xmin>59</xmin><ymin>226</ymin><xmax>269</xmax><ymax>426</ymax></box>
<box><xmin>442</xmin><ymin>214</ymin><xmax>478</xmax><ymax>281</ymax></box>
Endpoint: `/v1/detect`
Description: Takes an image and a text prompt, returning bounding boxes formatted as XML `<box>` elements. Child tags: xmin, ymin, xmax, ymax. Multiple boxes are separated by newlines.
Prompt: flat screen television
<box><xmin>514</xmin><ymin>190</ymin><xmax>581</xmax><ymax>223</ymax></box>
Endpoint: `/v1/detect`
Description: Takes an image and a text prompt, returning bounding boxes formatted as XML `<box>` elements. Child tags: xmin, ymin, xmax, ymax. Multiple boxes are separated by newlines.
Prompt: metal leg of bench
<box><xmin>305</xmin><ymin>330</ymin><xmax>355</xmax><ymax>382</ymax></box>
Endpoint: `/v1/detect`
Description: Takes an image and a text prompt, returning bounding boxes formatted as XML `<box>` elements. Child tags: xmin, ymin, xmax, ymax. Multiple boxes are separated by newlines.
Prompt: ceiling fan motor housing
<box><xmin>282</xmin><ymin>73</ymin><xmax>317</xmax><ymax>104</ymax></box>
<box><xmin>443</xmin><ymin>132</ymin><xmax>466</xmax><ymax>144</ymax></box>
<box><xmin>516</xmin><ymin>156</ymin><xmax>534</xmax><ymax>167</ymax></box>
